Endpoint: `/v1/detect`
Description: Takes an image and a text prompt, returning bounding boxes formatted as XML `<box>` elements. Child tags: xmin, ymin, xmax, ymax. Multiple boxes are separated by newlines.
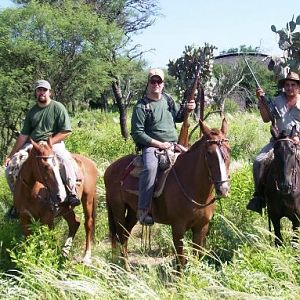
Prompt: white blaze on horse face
<box><xmin>216</xmin><ymin>146</ymin><xmax>229</xmax><ymax>188</ymax></box>
<box><xmin>48</xmin><ymin>156</ymin><xmax>67</xmax><ymax>202</ymax></box>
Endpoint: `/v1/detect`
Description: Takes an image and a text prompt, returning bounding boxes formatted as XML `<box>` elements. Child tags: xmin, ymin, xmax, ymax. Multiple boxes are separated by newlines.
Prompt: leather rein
<box><xmin>171</xmin><ymin>138</ymin><xmax>229</xmax><ymax>208</ymax></box>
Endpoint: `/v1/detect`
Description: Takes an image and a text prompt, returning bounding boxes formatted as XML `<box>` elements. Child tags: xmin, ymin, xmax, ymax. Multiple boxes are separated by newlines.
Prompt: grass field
<box><xmin>1</xmin><ymin>110</ymin><xmax>300</xmax><ymax>299</ymax></box>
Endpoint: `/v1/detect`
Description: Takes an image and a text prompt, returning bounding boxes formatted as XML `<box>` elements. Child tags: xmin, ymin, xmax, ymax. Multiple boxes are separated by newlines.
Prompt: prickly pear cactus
<box><xmin>271</xmin><ymin>15</ymin><xmax>300</xmax><ymax>73</ymax></box>
<box><xmin>167</xmin><ymin>43</ymin><xmax>216</xmax><ymax>101</ymax></box>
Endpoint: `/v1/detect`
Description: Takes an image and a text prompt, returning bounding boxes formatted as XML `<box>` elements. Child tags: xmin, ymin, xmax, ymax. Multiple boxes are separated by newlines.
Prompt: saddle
<box><xmin>121</xmin><ymin>144</ymin><xmax>187</xmax><ymax>197</ymax></box>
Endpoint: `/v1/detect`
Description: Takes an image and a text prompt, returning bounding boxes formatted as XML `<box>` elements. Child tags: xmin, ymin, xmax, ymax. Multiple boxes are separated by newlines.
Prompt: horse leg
<box><xmin>62</xmin><ymin>209</ymin><xmax>80</xmax><ymax>258</ymax></box>
<box><xmin>191</xmin><ymin>223</ymin><xmax>209</xmax><ymax>258</ymax></box>
<box><xmin>291</xmin><ymin>217</ymin><xmax>300</xmax><ymax>247</ymax></box>
<box><xmin>124</xmin><ymin>206</ymin><xmax>138</xmax><ymax>250</ymax></box>
<box><xmin>271</xmin><ymin>217</ymin><xmax>283</xmax><ymax>247</ymax></box>
<box><xmin>107</xmin><ymin>198</ymin><xmax>131</xmax><ymax>270</ymax></box>
<box><xmin>81</xmin><ymin>192</ymin><xmax>96</xmax><ymax>264</ymax></box>
<box><xmin>171</xmin><ymin>225</ymin><xmax>186</xmax><ymax>272</ymax></box>
<box><xmin>20</xmin><ymin>214</ymin><xmax>32</xmax><ymax>237</ymax></box>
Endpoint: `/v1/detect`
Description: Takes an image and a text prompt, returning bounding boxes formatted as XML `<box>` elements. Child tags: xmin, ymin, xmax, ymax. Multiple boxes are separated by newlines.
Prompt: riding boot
<box><xmin>137</xmin><ymin>209</ymin><xmax>154</xmax><ymax>226</ymax></box>
<box><xmin>246</xmin><ymin>191</ymin><xmax>265</xmax><ymax>215</ymax></box>
<box><xmin>68</xmin><ymin>194</ymin><xmax>81</xmax><ymax>207</ymax></box>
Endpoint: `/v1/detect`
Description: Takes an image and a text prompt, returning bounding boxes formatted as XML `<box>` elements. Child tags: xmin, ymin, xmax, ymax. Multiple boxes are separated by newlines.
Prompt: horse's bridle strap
<box><xmin>171</xmin><ymin>167</ymin><xmax>216</xmax><ymax>208</ymax></box>
<box><xmin>36</xmin><ymin>155</ymin><xmax>55</xmax><ymax>159</ymax></box>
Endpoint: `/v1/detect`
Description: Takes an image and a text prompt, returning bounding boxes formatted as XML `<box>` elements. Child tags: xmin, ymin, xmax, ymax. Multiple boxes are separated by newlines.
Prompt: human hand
<box><xmin>292</xmin><ymin>136</ymin><xmax>300</xmax><ymax>145</ymax></box>
<box><xmin>256</xmin><ymin>88</ymin><xmax>265</xmax><ymax>99</ymax></box>
<box><xmin>159</xmin><ymin>142</ymin><xmax>172</xmax><ymax>150</ymax></box>
<box><xmin>186</xmin><ymin>100</ymin><xmax>196</xmax><ymax>112</ymax></box>
<box><xmin>4</xmin><ymin>156</ymin><xmax>11</xmax><ymax>167</ymax></box>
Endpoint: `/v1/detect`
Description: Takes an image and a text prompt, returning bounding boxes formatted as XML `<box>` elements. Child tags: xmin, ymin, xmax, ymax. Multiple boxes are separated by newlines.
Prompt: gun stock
<box><xmin>178</xmin><ymin>63</ymin><xmax>201</xmax><ymax>148</ymax></box>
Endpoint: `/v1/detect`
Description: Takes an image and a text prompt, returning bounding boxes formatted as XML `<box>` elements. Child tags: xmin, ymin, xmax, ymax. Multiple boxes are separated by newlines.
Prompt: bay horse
<box><xmin>13</xmin><ymin>138</ymin><xmax>98</xmax><ymax>264</ymax></box>
<box><xmin>265</xmin><ymin>126</ymin><xmax>300</xmax><ymax>246</ymax></box>
<box><xmin>104</xmin><ymin>118</ymin><xmax>230</xmax><ymax>269</ymax></box>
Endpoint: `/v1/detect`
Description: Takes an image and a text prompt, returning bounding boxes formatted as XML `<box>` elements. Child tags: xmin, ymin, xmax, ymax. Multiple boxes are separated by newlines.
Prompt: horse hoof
<box><xmin>82</xmin><ymin>256</ymin><xmax>92</xmax><ymax>265</ymax></box>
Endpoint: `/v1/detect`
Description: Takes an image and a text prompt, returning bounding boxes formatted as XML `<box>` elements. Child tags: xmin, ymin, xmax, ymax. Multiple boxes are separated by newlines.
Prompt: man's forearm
<box><xmin>51</xmin><ymin>131</ymin><xmax>71</xmax><ymax>144</ymax></box>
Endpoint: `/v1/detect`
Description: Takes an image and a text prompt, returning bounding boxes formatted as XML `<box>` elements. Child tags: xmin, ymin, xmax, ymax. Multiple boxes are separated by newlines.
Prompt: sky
<box><xmin>1</xmin><ymin>0</ymin><xmax>299</xmax><ymax>68</ymax></box>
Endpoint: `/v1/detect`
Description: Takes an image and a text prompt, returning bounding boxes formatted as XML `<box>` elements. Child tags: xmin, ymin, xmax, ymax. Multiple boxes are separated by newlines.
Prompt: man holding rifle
<box><xmin>247</xmin><ymin>71</ymin><xmax>300</xmax><ymax>214</ymax></box>
<box><xmin>131</xmin><ymin>68</ymin><xmax>195</xmax><ymax>225</ymax></box>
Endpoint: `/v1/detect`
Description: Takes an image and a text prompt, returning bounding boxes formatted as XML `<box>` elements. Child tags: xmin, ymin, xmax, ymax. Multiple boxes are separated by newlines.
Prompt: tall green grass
<box><xmin>1</xmin><ymin>110</ymin><xmax>299</xmax><ymax>299</ymax></box>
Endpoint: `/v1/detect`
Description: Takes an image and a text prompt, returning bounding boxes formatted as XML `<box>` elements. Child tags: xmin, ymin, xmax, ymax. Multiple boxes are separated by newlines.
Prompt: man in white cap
<box><xmin>247</xmin><ymin>71</ymin><xmax>300</xmax><ymax>214</ymax></box>
<box><xmin>5</xmin><ymin>79</ymin><xmax>80</xmax><ymax>218</ymax></box>
<box><xmin>131</xmin><ymin>68</ymin><xmax>196</xmax><ymax>225</ymax></box>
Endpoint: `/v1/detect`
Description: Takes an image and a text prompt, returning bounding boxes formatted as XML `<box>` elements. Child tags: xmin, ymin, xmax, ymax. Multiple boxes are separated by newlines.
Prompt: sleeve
<box><xmin>20</xmin><ymin>110</ymin><xmax>32</xmax><ymax>135</ymax></box>
<box><xmin>131</xmin><ymin>104</ymin><xmax>152</xmax><ymax>146</ymax></box>
<box><xmin>56</xmin><ymin>103</ymin><xmax>72</xmax><ymax>132</ymax></box>
<box><xmin>174</xmin><ymin>102</ymin><xmax>184</xmax><ymax>123</ymax></box>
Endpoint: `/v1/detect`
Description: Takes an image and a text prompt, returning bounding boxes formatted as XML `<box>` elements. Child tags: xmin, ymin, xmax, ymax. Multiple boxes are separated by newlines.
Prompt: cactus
<box><xmin>270</xmin><ymin>15</ymin><xmax>300</xmax><ymax>74</ymax></box>
<box><xmin>167</xmin><ymin>43</ymin><xmax>216</xmax><ymax>101</ymax></box>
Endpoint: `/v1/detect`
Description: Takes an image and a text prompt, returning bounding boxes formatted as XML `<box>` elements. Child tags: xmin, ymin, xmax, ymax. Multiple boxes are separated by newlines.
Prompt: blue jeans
<box><xmin>138</xmin><ymin>147</ymin><xmax>159</xmax><ymax>210</ymax></box>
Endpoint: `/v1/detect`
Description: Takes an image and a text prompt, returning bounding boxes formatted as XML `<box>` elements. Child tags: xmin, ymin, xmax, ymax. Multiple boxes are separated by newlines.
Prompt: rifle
<box><xmin>178</xmin><ymin>62</ymin><xmax>201</xmax><ymax>148</ymax></box>
<box><xmin>243</xmin><ymin>56</ymin><xmax>281</xmax><ymax>123</ymax></box>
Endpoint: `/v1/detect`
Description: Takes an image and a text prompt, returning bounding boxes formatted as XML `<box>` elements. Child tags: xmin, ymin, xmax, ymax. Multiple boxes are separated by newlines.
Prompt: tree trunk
<box><xmin>111</xmin><ymin>80</ymin><xmax>129</xmax><ymax>140</ymax></box>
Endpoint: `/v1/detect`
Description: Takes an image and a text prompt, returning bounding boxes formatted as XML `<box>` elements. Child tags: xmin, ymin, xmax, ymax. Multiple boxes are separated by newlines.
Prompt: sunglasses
<box><xmin>149</xmin><ymin>79</ymin><xmax>163</xmax><ymax>85</ymax></box>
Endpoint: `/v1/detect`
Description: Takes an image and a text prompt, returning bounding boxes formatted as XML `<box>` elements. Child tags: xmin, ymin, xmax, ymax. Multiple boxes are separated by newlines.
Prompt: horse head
<box><xmin>30</xmin><ymin>138</ymin><xmax>67</xmax><ymax>205</ymax></box>
<box><xmin>272</xmin><ymin>126</ymin><xmax>300</xmax><ymax>196</ymax></box>
<box><xmin>200</xmin><ymin>118</ymin><xmax>230</xmax><ymax>198</ymax></box>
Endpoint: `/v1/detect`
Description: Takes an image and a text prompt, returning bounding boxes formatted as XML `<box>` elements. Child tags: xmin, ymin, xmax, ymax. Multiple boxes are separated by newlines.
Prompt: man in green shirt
<box><xmin>5</xmin><ymin>79</ymin><xmax>80</xmax><ymax>218</ymax></box>
<box><xmin>131</xmin><ymin>68</ymin><xmax>195</xmax><ymax>225</ymax></box>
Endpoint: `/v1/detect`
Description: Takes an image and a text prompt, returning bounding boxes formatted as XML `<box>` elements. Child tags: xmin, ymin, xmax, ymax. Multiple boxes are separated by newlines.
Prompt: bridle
<box><xmin>172</xmin><ymin>137</ymin><xmax>230</xmax><ymax>208</ymax></box>
<box><xmin>274</xmin><ymin>137</ymin><xmax>300</xmax><ymax>193</ymax></box>
<box><xmin>205</xmin><ymin>138</ymin><xmax>230</xmax><ymax>185</ymax></box>
<box><xmin>34</xmin><ymin>153</ymin><xmax>59</xmax><ymax>196</ymax></box>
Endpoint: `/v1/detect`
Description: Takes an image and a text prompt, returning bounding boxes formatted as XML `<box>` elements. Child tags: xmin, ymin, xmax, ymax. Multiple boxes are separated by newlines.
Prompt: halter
<box><xmin>172</xmin><ymin>137</ymin><xmax>230</xmax><ymax>208</ymax></box>
<box><xmin>274</xmin><ymin>137</ymin><xmax>300</xmax><ymax>193</ymax></box>
<box><xmin>205</xmin><ymin>138</ymin><xmax>230</xmax><ymax>185</ymax></box>
<box><xmin>34</xmin><ymin>153</ymin><xmax>59</xmax><ymax>194</ymax></box>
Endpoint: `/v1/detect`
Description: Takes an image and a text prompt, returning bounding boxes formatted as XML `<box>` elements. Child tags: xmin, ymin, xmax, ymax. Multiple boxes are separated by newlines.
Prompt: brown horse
<box><xmin>13</xmin><ymin>139</ymin><xmax>98</xmax><ymax>264</ymax></box>
<box><xmin>104</xmin><ymin>118</ymin><xmax>230</xmax><ymax>269</ymax></box>
<box><xmin>265</xmin><ymin>126</ymin><xmax>300</xmax><ymax>246</ymax></box>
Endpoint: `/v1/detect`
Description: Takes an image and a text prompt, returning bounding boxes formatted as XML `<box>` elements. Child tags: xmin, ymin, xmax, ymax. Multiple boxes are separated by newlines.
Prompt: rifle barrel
<box><xmin>243</xmin><ymin>57</ymin><xmax>261</xmax><ymax>89</ymax></box>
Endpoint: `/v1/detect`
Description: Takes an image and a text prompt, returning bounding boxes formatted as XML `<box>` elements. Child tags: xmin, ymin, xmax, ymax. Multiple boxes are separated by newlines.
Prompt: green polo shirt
<box><xmin>21</xmin><ymin>100</ymin><xmax>71</xmax><ymax>142</ymax></box>
<box><xmin>131</xmin><ymin>94</ymin><xmax>181</xmax><ymax>146</ymax></box>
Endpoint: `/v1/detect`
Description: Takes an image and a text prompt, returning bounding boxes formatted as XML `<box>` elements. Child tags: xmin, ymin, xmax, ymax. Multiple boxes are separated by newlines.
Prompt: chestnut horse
<box><xmin>265</xmin><ymin>126</ymin><xmax>300</xmax><ymax>246</ymax></box>
<box><xmin>13</xmin><ymin>139</ymin><xmax>98</xmax><ymax>264</ymax></box>
<box><xmin>104</xmin><ymin>118</ymin><xmax>230</xmax><ymax>268</ymax></box>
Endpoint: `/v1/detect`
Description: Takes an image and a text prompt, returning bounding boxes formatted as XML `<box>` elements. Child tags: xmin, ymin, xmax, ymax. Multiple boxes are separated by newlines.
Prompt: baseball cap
<box><xmin>34</xmin><ymin>80</ymin><xmax>51</xmax><ymax>90</ymax></box>
<box><xmin>148</xmin><ymin>68</ymin><xmax>164</xmax><ymax>81</ymax></box>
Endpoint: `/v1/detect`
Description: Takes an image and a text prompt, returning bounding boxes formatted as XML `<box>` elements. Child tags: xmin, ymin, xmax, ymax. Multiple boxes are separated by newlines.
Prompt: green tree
<box><xmin>13</xmin><ymin>0</ymin><xmax>161</xmax><ymax>139</ymax></box>
<box><xmin>0</xmin><ymin>1</ymin><xmax>122</xmax><ymax>159</ymax></box>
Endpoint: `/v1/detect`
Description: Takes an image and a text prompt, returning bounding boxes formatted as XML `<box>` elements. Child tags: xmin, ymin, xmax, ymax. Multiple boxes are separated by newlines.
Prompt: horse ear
<box><xmin>220</xmin><ymin>118</ymin><xmax>228</xmax><ymax>135</ymax></box>
<box><xmin>30</xmin><ymin>139</ymin><xmax>39</xmax><ymax>150</ymax></box>
<box><xmin>270</xmin><ymin>125</ymin><xmax>279</xmax><ymax>139</ymax></box>
<box><xmin>290</xmin><ymin>125</ymin><xmax>297</xmax><ymax>138</ymax></box>
<box><xmin>199</xmin><ymin>119</ymin><xmax>211</xmax><ymax>136</ymax></box>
